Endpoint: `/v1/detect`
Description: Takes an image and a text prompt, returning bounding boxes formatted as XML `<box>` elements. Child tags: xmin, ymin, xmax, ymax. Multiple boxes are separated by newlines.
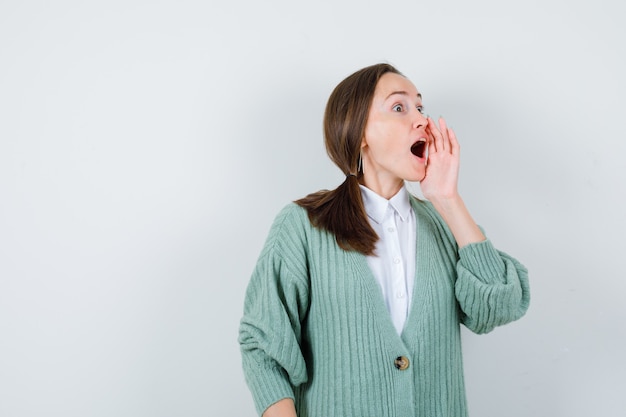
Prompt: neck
<box><xmin>360</xmin><ymin>173</ymin><xmax>403</xmax><ymax>199</ymax></box>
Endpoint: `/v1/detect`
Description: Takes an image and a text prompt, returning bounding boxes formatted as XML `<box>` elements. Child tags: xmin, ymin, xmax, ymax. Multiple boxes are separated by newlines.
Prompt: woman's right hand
<box><xmin>420</xmin><ymin>117</ymin><xmax>461</xmax><ymax>203</ymax></box>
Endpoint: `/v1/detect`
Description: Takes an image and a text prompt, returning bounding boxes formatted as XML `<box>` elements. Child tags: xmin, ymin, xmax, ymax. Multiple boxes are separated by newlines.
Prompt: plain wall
<box><xmin>1</xmin><ymin>0</ymin><xmax>624</xmax><ymax>416</ymax></box>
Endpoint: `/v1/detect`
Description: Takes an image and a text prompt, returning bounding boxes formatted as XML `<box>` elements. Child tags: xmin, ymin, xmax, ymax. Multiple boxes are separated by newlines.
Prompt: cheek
<box><xmin>364</xmin><ymin>120</ymin><xmax>406</xmax><ymax>160</ymax></box>
<box><xmin>363</xmin><ymin>125</ymin><xmax>387</xmax><ymax>152</ymax></box>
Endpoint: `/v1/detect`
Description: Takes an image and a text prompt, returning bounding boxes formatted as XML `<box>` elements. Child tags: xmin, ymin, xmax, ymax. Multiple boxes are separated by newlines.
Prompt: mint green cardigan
<box><xmin>239</xmin><ymin>198</ymin><xmax>529</xmax><ymax>416</ymax></box>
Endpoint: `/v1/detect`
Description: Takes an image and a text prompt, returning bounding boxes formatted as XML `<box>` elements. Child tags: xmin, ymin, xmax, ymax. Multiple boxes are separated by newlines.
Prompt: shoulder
<box><xmin>262</xmin><ymin>203</ymin><xmax>314</xmax><ymax>257</ymax></box>
<box><xmin>270</xmin><ymin>203</ymin><xmax>311</xmax><ymax>236</ymax></box>
<box><xmin>275</xmin><ymin>202</ymin><xmax>308</xmax><ymax>221</ymax></box>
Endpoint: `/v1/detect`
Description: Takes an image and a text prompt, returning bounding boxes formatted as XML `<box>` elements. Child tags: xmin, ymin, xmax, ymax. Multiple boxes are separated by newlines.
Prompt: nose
<box><xmin>413</xmin><ymin>109</ymin><xmax>428</xmax><ymax>129</ymax></box>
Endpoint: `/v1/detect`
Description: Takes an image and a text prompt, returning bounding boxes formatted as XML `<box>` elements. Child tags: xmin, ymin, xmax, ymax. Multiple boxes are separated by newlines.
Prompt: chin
<box><xmin>405</xmin><ymin>171</ymin><xmax>426</xmax><ymax>182</ymax></box>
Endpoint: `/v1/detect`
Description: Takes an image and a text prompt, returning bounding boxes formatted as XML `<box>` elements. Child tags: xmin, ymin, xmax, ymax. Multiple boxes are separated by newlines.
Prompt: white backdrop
<box><xmin>1</xmin><ymin>1</ymin><xmax>624</xmax><ymax>416</ymax></box>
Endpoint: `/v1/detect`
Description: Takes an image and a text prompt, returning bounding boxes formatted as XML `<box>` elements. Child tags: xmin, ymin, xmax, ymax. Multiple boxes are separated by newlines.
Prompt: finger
<box><xmin>438</xmin><ymin>117</ymin><xmax>449</xmax><ymax>152</ymax></box>
<box><xmin>426</xmin><ymin>128</ymin><xmax>437</xmax><ymax>157</ymax></box>
<box><xmin>425</xmin><ymin>118</ymin><xmax>434</xmax><ymax>152</ymax></box>
<box><xmin>448</xmin><ymin>127</ymin><xmax>460</xmax><ymax>155</ymax></box>
<box><xmin>427</xmin><ymin>117</ymin><xmax>442</xmax><ymax>153</ymax></box>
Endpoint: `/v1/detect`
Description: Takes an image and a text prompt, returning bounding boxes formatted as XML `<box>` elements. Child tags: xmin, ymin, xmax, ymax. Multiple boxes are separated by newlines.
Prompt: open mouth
<box><xmin>410</xmin><ymin>140</ymin><xmax>427</xmax><ymax>158</ymax></box>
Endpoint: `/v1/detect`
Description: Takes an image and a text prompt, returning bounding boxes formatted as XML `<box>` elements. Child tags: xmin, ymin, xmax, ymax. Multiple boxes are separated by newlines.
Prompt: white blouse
<box><xmin>359</xmin><ymin>184</ymin><xmax>416</xmax><ymax>335</ymax></box>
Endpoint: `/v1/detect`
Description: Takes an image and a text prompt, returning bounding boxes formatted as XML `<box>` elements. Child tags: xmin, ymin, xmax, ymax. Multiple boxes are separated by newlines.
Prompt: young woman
<box><xmin>239</xmin><ymin>63</ymin><xmax>530</xmax><ymax>417</ymax></box>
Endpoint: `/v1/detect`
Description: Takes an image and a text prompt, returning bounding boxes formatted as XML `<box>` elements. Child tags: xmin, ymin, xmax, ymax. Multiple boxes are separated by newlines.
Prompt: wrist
<box><xmin>428</xmin><ymin>194</ymin><xmax>486</xmax><ymax>248</ymax></box>
<box><xmin>428</xmin><ymin>193</ymin><xmax>463</xmax><ymax>213</ymax></box>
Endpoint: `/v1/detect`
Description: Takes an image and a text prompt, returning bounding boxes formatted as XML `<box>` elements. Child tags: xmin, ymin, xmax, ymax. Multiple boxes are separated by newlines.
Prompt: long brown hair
<box><xmin>295</xmin><ymin>63</ymin><xmax>403</xmax><ymax>255</ymax></box>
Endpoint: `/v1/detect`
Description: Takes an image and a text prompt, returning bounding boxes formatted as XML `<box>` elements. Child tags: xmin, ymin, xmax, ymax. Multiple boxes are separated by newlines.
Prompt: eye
<box><xmin>392</xmin><ymin>104</ymin><xmax>404</xmax><ymax>112</ymax></box>
<box><xmin>416</xmin><ymin>105</ymin><xmax>424</xmax><ymax>114</ymax></box>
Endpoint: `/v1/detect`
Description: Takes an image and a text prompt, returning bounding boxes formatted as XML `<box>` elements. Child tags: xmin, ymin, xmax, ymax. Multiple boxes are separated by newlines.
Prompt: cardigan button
<box><xmin>394</xmin><ymin>356</ymin><xmax>410</xmax><ymax>370</ymax></box>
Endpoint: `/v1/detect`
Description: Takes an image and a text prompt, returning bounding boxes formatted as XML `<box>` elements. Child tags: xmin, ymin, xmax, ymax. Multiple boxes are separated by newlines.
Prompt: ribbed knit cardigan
<box><xmin>239</xmin><ymin>197</ymin><xmax>530</xmax><ymax>417</ymax></box>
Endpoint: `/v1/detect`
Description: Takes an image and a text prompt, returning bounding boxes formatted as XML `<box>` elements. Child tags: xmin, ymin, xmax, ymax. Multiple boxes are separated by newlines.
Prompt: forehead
<box><xmin>374</xmin><ymin>72</ymin><xmax>421</xmax><ymax>100</ymax></box>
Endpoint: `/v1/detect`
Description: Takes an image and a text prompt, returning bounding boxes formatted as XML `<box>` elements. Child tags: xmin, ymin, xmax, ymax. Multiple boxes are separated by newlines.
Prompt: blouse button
<box><xmin>394</xmin><ymin>356</ymin><xmax>410</xmax><ymax>370</ymax></box>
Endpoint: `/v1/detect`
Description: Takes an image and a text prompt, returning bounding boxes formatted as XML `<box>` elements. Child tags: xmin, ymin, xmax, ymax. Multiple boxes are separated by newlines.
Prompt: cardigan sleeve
<box><xmin>238</xmin><ymin>205</ymin><xmax>310</xmax><ymax>415</ymax></box>
<box><xmin>454</xmin><ymin>239</ymin><xmax>530</xmax><ymax>334</ymax></box>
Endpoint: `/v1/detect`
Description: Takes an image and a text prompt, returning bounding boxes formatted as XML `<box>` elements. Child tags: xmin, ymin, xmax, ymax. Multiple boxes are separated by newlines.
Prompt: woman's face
<box><xmin>361</xmin><ymin>72</ymin><xmax>429</xmax><ymax>197</ymax></box>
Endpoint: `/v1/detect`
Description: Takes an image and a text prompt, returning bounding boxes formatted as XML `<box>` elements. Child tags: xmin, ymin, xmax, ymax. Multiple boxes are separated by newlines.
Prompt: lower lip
<box><xmin>411</xmin><ymin>152</ymin><xmax>427</xmax><ymax>167</ymax></box>
<box><xmin>411</xmin><ymin>150</ymin><xmax>427</xmax><ymax>161</ymax></box>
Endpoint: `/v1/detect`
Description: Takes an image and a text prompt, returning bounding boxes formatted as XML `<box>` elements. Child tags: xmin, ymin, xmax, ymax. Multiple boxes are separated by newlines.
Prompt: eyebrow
<box><xmin>385</xmin><ymin>90</ymin><xmax>422</xmax><ymax>100</ymax></box>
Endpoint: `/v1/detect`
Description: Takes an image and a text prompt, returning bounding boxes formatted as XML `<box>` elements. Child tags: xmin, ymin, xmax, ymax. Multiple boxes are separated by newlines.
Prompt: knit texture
<box><xmin>239</xmin><ymin>198</ymin><xmax>530</xmax><ymax>416</ymax></box>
